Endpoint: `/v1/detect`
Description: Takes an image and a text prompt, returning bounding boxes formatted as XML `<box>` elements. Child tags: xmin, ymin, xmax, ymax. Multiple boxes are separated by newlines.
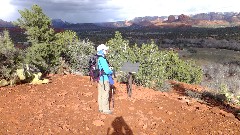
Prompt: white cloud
<box><xmin>115</xmin><ymin>0</ymin><xmax>240</xmax><ymax>19</ymax></box>
<box><xmin>0</xmin><ymin>0</ymin><xmax>16</xmax><ymax>21</ymax></box>
<box><xmin>1</xmin><ymin>0</ymin><xmax>240</xmax><ymax>23</ymax></box>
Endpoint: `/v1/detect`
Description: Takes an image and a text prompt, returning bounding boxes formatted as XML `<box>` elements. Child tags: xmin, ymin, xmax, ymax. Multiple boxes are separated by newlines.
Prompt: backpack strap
<box><xmin>97</xmin><ymin>55</ymin><xmax>107</xmax><ymax>90</ymax></box>
<box><xmin>97</xmin><ymin>56</ymin><xmax>107</xmax><ymax>76</ymax></box>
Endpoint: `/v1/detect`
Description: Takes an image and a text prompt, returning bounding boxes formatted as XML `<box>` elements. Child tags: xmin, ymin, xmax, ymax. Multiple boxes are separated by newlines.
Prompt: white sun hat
<box><xmin>97</xmin><ymin>44</ymin><xmax>109</xmax><ymax>52</ymax></box>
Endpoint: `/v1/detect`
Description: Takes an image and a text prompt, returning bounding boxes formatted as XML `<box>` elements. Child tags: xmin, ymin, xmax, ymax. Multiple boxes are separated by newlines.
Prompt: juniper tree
<box><xmin>106</xmin><ymin>31</ymin><xmax>131</xmax><ymax>71</ymax></box>
<box><xmin>14</xmin><ymin>4</ymin><xmax>55</xmax><ymax>44</ymax></box>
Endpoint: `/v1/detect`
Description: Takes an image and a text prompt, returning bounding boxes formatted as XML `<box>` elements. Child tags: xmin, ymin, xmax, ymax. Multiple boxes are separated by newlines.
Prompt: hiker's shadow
<box><xmin>107</xmin><ymin>116</ymin><xmax>133</xmax><ymax>135</ymax></box>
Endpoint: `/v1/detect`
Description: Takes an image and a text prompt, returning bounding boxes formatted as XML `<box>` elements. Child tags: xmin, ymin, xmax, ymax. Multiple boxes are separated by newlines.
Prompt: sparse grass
<box><xmin>179</xmin><ymin>47</ymin><xmax>240</xmax><ymax>65</ymax></box>
<box><xmin>178</xmin><ymin>47</ymin><xmax>240</xmax><ymax>105</ymax></box>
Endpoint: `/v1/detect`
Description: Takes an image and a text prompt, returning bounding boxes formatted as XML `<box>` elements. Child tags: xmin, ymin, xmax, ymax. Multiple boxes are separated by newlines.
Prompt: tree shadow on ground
<box><xmin>107</xmin><ymin>116</ymin><xmax>133</xmax><ymax>135</ymax></box>
<box><xmin>172</xmin><ymin>83</ymin><xmax>240</xmax><ymax>121</ymax></box>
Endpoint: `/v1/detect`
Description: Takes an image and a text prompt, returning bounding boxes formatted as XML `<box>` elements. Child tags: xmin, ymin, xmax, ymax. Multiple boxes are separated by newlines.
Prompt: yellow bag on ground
<box><xmin>0</xmin><ymin>79</ymin><xmax>9</xmax><ymax>87</ymax></box>
<box><xmin>30</xmin><ymin>72</ymin><xmax>49</xmax><ymax>84</ymax></box>
<box><xmin>16</xmin><ymin>69</ymin><xmax>25</xmax><ymax>80</ymax></box>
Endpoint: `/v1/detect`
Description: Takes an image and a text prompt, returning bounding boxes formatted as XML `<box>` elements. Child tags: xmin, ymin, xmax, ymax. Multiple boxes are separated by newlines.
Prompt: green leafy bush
<box><xmin>54</xmin><ymin>30</ymin><xmax>96</xmax><ymax>74</ymax></box>
<box><xmin>132</xmin><ymin>42</ymin><xmax>202</xmax><ymax>89</ymax></box>
<box><xmin>63</xmin><ymin>39</ymin><xmax>96</xmax><ymax>75</ymax></box>
<box><xmin>106</xmin><ymin>32</ymin><xmax>203</xmax><ymax>90</ymax></box>
<box><xmin>12</xmin><ymin>4</ymin><xmax>63</xmax><ymax>74</ymax></box>
<box><xmin>13</xmin><ymin>4</ymin><xmax>55</xmax><ymax>44</ymax></box>
<box><xmin>0</xmin><ymin>30</ymin><xmax>23</xmax><ymax>81</ymax></box>
<box><xmin>164</xmin><ymin>51</ymin><xmax>202</xmax><ymax>84</ymax></box>
<box><xmin>24</xmin><ymin>42</ymin><xmax>63</xmax><ymax>74</ymax></box>
<box><xmin>24</xmin><ymin>34</ymin><xmax>95</xmax><ymax>75</ymax></box>
<box><xmin>134</xmin><ymin>42</ymin><xmax>166</xmax><ymax>88</ymax></box>
<box><xmin>106</xmin><ymin>31</ymin><xmax>131</xmax><ymax>71</ymax></box>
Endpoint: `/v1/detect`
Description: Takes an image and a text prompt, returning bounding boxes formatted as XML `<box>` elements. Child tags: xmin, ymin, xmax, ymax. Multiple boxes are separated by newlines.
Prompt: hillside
<box><xmin>0</xmin><ymin>75</ymin><xmax>239</xmax><ymax>134</ymax></box>
<box><xmin>51</xmin><ymin>12</ymin><xmax>240</xmax><ymax>29</ymax></box>
<box><xmin>1</xmin><ymin>12</ymin><xmax>240</xmax><ymax>30</ymax></box>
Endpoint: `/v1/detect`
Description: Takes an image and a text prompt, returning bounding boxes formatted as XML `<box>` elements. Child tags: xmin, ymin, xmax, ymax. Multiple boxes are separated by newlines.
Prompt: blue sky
<box><xmin>0</xmin><ymin>0</ymin><xmax>240</xmax><ymax>23</ymax></box>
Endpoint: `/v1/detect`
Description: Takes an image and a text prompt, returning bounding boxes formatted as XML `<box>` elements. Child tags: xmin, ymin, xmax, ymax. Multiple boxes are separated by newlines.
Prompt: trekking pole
<box><xmin>109</xmin><ymin>67</ymin><xmax>115</xmax><ymax>109</ymax></box>
<box><xmin>111</xmin><ymin>85</ymin><xmax>114</xmax><ymax>109</ymax></box>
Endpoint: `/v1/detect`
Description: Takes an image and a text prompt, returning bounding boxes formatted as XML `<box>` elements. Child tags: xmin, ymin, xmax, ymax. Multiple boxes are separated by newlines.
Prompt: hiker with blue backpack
<box><xmin>92</xmin><ymin>44</ymin><xmax>114</xmax><ymax>114</ymax></box>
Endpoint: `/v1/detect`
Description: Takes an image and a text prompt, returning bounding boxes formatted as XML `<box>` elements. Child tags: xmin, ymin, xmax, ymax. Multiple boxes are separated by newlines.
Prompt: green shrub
<box><xmin>52</xmin><ymin>30</ymin><xmax>96</xmax><ymax>74</ymax></box>
<box><xmin>0</xmin><ymin>30</ymin><xmax>24</xmax><ymax>81</ymax></box>
<box><xmin>164</xmin><ymin>50</ymin><xmax>203</xmax><ymax>84</ymax></box>
<box><xmin>219</xmin><ymin>83</ymin><xmax>234</xmax><ymax>102</ymax></box>
<box><xmin>237</xmin><ymin>96</ymin><xmax>240</xmax><ymax>105</ymax></box>
<box><xmin>63</xmin><ymin>39</ymin><xmax>96</xmax><ymax>75</ymax></box>
<box><xmin>133</xmin><ymin>42</ymin><xmax>202</xmax><ymax>89</ymax></box>
<box><xmin>106</xmin><ymin>32</ymin><xmax>202</xmax><ymax>89</ymax></box>
<box><xmin>13</xmin><ymin>4</ymin><xmax>55</xmax><ymax>44</ymax></box>
<box><xmin>20</xmin><ymin>21</ymin><xmax>96</xmax><ymax>75</ymax></box>
<box><xmin>25</xmin><ymin>42</ymin><xmax>62</xmax><ymax>74</ymax></box>
<box><xmin>106</xmin><ymin>31</ymin><xmax>131</xmax><ymax>71</ymax></box>
<box><xmin>134</xmin><ymin>42</ymin><xmax>166</xmax><ymax>88</ymax></box>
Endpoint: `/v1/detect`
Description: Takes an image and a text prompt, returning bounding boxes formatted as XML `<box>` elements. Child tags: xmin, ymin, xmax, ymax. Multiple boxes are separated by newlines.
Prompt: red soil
<box><xmin>0</xmin><ymin>75</ymin><xmax>239</xmax><ymax>134</ymax></box>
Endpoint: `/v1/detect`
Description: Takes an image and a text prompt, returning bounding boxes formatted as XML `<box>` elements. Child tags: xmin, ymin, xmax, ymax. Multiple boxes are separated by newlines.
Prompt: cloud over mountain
<box><xmin>1</xmin><ymin>0</ymin><xmax>240</xmax><ymax>23</ymax></box>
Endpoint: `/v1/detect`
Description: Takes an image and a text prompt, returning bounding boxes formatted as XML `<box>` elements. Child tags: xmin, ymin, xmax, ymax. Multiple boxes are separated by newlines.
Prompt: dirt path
<box><xmin>0</xmin><ymin>75</ymin><xmax>239</xmax><ymax>134</ymax></box>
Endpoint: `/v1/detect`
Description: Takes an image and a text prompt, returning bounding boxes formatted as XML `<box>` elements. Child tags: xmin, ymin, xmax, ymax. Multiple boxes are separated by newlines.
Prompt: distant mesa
<box><xmin>0</xmin><ymin>19</ymin><xmax>14</xmax><ymax>27</ymax></box>
<box><xmin>1</xmin><ymin>12</ymin><xmax>240</xmax><ymax>29</ymax></box>
<box><xmin>178</xmin><ymin>14</ymin><xmax>191</xmax><ymax>22</ymax></box>
<box><xmin>51</xmin><ymin>19</ymin><xmax>66</xmax><ymax>28</ymax></box>
<box><xmin>167</xmin><ymin>15</ymin><xmax>176</xmax><ymax>23</ymax></box>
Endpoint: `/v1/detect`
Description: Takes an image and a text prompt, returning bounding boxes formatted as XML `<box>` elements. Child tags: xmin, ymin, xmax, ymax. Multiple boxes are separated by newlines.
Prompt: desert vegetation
<box><xmin>1</xmin><ymin>4</ymin><xmax>240</xmax><ymax>106</ymax></box>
